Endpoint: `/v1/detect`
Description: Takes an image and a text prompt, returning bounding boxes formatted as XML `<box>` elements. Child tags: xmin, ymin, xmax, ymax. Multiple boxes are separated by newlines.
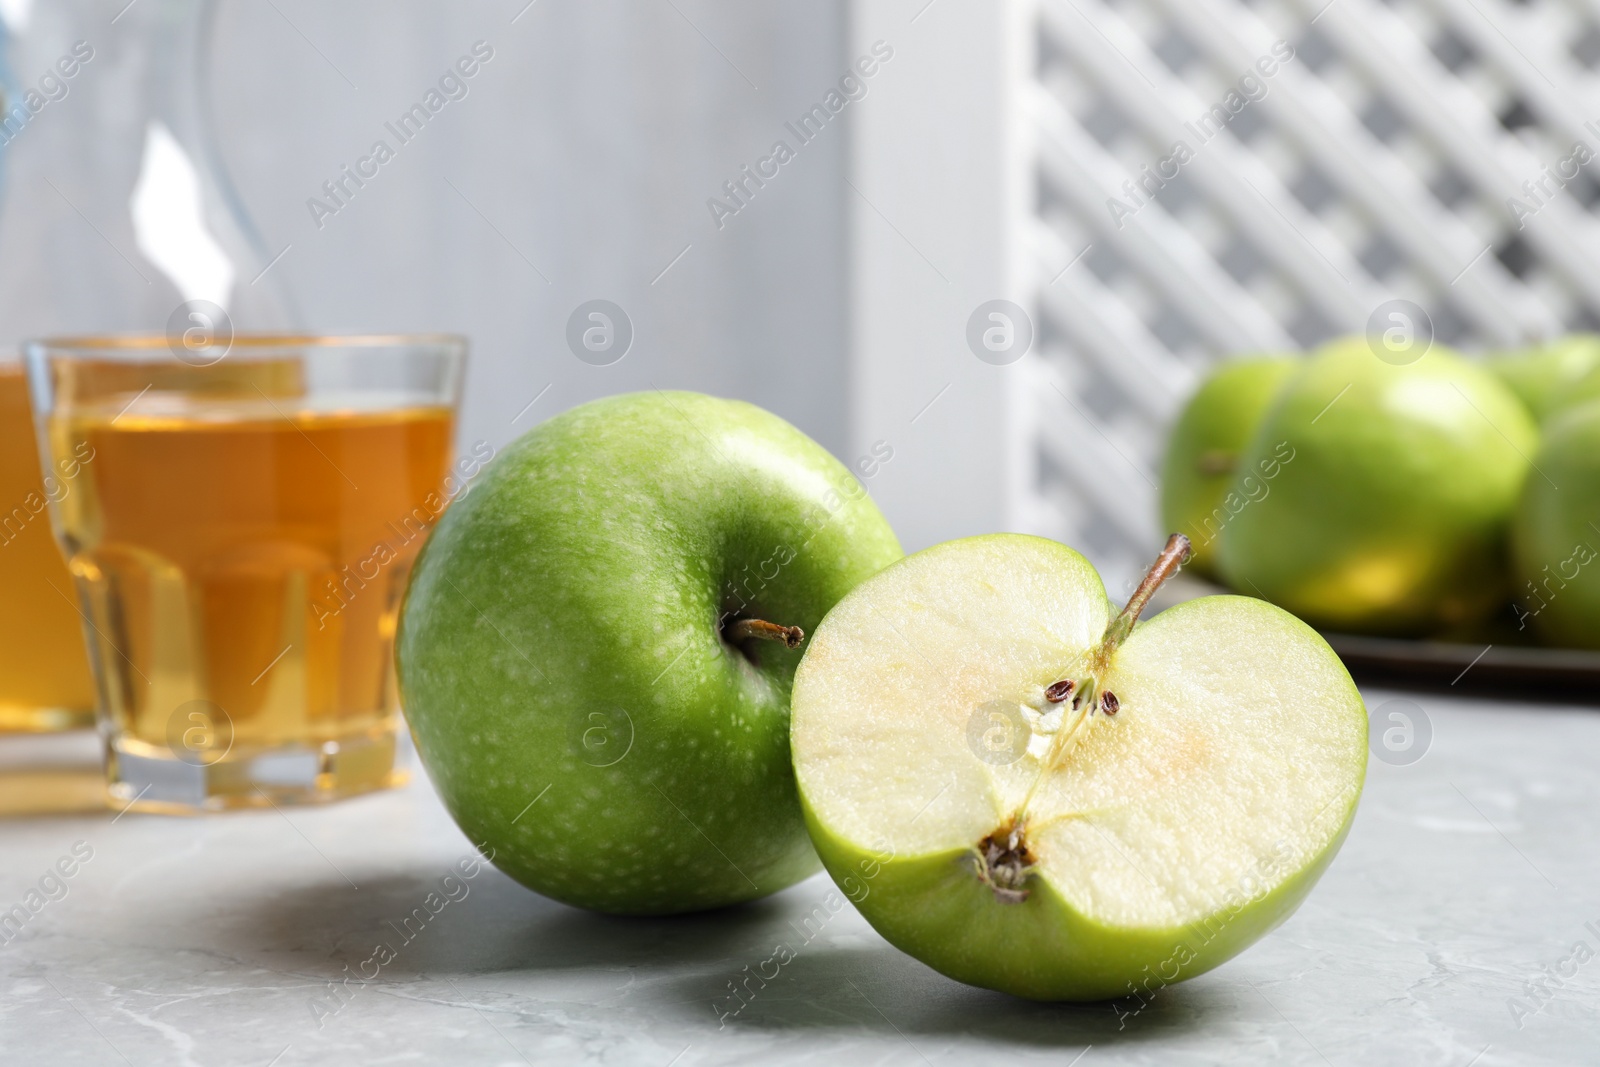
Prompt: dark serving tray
<box><xmin>1319</xmin><ymin>632</ymin><xmax>1600</xmax><ymax>699</ymax></box>
<box><xmin>1150</xmin><ymin>574</ymin><xmax>1600</xmax><ymax>700</ymax></box>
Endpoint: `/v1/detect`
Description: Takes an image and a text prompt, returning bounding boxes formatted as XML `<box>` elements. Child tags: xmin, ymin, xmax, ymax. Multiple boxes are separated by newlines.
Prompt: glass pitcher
<box><xmin>0</xmin><ymin>0</ymin><xmax>296</xmax><ymax>812</ymax></box>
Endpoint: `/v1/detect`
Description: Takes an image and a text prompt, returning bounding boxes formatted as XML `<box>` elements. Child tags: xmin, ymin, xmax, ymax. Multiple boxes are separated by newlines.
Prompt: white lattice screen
<box><xmin>1016</xmin><ymin>0</ymin><xmax>1600</xmax><ymax>595</ymax></box>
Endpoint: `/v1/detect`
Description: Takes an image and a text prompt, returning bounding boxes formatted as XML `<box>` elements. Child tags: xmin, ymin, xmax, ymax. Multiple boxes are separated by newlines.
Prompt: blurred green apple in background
<box><xmin>1486</xmin><ymin>334</ymin><xmax>1600</xmax><ymax>423</ymax></box>
<box><xmin>1511</xmin><ymin>399</ymin><xmax>1600</xmax><ymax>648</ymax></box>
<box><xmin>397</xmin><ymin>391</ymin><xmax>902</xmax><ymax>915</ymax></box>
<box><xmin>1159</xmin><ymin>357</ymin><xmax>1297</xmax><ymax>577</ymax></box>
<box><xmin>1218</xmin><ymin>337</ymin><xmax>1536</xmax><ymax>636</ymax></box>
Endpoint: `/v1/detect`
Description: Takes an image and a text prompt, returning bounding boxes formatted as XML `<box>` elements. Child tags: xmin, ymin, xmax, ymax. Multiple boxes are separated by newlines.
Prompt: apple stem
<box><xmin>1100</xmin><ymin>533</ymin><xmax>1191</xmax><ymax>656</ymax></box>
<box><xmin>726</xmin><ymin>617</ymin><xmax>805</xmax><ymax>649</ymax></box>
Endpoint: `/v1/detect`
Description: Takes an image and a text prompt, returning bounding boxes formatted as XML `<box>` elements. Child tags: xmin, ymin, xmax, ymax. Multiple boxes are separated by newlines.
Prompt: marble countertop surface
<box><xmin>2</xmin><ymin>686</ymin><xmax>1596</xmax><ymax>1066</ymax></box>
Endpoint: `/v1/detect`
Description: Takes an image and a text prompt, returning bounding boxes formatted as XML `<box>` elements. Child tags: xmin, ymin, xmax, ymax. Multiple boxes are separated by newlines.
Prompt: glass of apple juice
<box><xmin>0</xmin><ymin>354</ymin><xmax>104</xmax><ymax>815</ymax></box>
<box><xmin>24</xmin><ymin>335</ymin><xmax>465</xmax><ymax>812</ymax></box>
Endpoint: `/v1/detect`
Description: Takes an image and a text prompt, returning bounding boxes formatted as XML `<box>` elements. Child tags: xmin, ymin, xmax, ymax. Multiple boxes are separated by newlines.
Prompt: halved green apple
<box><xmin>791</xmin><ymin>533</ymin><xmax>1367</xmax><ymax>1000</ymax></box>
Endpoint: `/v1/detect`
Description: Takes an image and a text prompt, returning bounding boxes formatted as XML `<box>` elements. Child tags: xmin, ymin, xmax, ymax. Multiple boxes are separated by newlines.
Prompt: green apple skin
<box><xmin>803</xmin><ymin>792</ymin><xmax>1356</xmax><ymax>1002</ymax></box>
<box><xmin>1218</xmin><ymin>338</ymin><xmax>1537</xmax><ymax>636</ymax></box>
<box><xmin>1487</xmin><ymin>334</ymin><xmax>1600</xmax><ymax>423</ymax></box>
<box><xmin>397</xmin><ymin>391</ymin><xmax>902</xmax><ymax>915</ymax></box>
<box><xmin>1511</xmin><ymin>399</ymin><xmax>1600</xmax><ymax>648</ymax></box>
<box><xmin>1160</xmin><ymin>357</ymin><xmax>1296</xmax><ymax>578</ymax></box>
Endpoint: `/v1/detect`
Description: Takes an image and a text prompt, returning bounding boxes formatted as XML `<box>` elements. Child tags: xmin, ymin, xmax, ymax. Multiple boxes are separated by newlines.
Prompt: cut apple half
<box><xmin>791</xmin><ymin>533</ymin><xmax>1367</xmax><ymax>1000</ymax></box>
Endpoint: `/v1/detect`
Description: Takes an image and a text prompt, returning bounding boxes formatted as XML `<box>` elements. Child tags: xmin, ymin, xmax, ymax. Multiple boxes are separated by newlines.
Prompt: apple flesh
<box><xmin>1159</xmin><ymin>356</ymin><xmax>1296</xmax><ymax>577</ymax></box>
<box><xmin>398</xmin><ymin>391</ymin><xmax>901</xmax><ymax>915</ymax></box>
<box><xmin>791</xmin><ymin>534</ymin><xmax>1366</xmax><ymax>1000</ymax></box>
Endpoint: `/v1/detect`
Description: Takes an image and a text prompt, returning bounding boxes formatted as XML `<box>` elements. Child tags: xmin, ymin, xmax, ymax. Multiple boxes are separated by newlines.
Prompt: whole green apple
<box><xmin>1217</xmin><ymin>337</ymin><xmax>1536</xmax><ymax>635</ymax></box>
<box><xmin>1511</xmin><ymin>399</ymin><xmax>1600</xmax><ymax>648</ymax></box>
<box><xmin>792</xmin><ymin>533</ymin><xmax>1366</xmax><ymax>1001</ymax></box>
<box><xmin>1486</xmin><ymin>334</ymin><xmax>1600</xmax><ymax>423</ymax></box>
<box><xmin>398</xmin><ymin>391</ymin><xmax>902</xmax><ymax>915</ymax></box>
<box><xmin>1159</xmin><ymin>357</ymin><xmax>1296</xmax><ymax>577</ymax></box>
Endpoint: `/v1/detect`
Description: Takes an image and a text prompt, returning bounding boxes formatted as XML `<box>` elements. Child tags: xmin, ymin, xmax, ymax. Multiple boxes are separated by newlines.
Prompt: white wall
<box><xmin>0</xmin><ymin>0</ymin><xmax>854</xmax><ymax>456</ymax></box>
<box><xmin>1</xmin><ymin>0</ymin><xmax>1033</xmax><ymax>553</ymax></box>
<box><xmin>849</xmin><ymin>0</ymin><xmax>1027</xmax><ymax>553</ymax></box>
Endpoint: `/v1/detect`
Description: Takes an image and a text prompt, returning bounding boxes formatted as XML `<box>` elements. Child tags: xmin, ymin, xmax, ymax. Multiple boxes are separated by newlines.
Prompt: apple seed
<box><xmin>1044</xmin><ymin>679</ymin><xmax>1075</xmax><ymax>703</ymax></box>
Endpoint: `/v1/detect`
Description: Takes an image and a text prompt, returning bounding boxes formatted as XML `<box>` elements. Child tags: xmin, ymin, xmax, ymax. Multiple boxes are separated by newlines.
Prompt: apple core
<box><xmin>968</xmin><ymin>535</ymin><xmax>1194</xmax><ymax>907</ymax></box>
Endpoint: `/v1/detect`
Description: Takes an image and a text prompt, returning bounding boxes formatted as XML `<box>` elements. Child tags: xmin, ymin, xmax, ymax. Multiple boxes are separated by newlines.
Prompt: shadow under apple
<box><xmin>227</xmin><ymin>865</ymin><xmax>795</xmax><ymax>978</ymax></box>
<box><xmin>223</xmin><ymin>865</ymin><xmax>1227</xmax><ymax>1051</ymax></box>
<box><xmin>655</xmin><ymin>940</ymin><xmax>1226</xmax><ymax>1049</ymax></box>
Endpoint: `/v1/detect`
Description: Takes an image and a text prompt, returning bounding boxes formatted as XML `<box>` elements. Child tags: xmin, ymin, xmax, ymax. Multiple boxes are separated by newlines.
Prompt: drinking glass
<box><xmin>26</xmin><ymin>335</ymin><xmax>465</xmax><ymax>812</ymax></box>
<box><xmin>0</xmin><ymin>354</ymin><xmax>102</xmax><ymax>814</ymax></box>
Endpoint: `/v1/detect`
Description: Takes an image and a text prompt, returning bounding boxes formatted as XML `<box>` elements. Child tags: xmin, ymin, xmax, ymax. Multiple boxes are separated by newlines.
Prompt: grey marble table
<box><xmin>1</xmin><ymin>686</ymin><xmax>1596</xmax><ymax>1066</ymax></box>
